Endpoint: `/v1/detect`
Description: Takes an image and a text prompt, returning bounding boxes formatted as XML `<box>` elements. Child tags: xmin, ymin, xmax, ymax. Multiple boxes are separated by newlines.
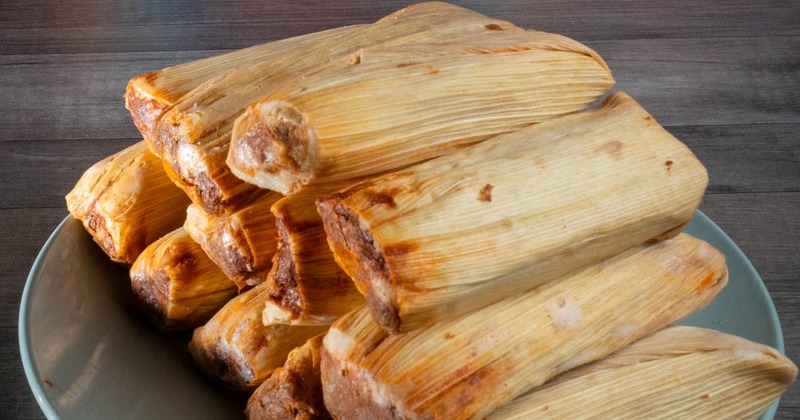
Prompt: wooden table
<box><xmin>1</xmin><ymin>1</ymin><xmax>797</xmax><ymax>418</ymax></box>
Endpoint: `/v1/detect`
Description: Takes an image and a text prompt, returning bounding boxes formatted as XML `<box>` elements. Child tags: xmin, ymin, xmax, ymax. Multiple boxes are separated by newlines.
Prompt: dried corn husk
<box><xmin>66</xmin><ymin>141</ymin><xmax>191</xmax><ymax>263</ymax></box>
<box><xmin>184</xmin><ymin>192</ymin><xmax>282</xmax><ymax>289</ymax></box>
<box><xmin>130</xmin><ymin>227</ymin><xmax>236</xmax><ymax>331</ymax></box>
<box><xmin>488</xmin><ymin>326</ymin><xmax>797</xmax><ymax>419</ymax></box>
<box><xmin>151</xmin><ymin>2</ymin><xmax>525</xmax><ymax>214</ymax></box>
<box><xmin>321</xmin><ymin>234</ymin><xmax>727</xmax><ymax>419</ymax></box>
<box><xmin>124</xmin><ymin>25</ymin><xmax>365</xmax><ymax>141</ymax></box>
<box><xmin>318</xmin><ymin>92</ymin><xmax>706</xmax><ymax>332</ymax></box>
<box><xmin>264</xmin><ymin>186</ymin><xmax>364</xmax><ymax>326</ymax></box>
<box><xmin>229</xmin><ymin>28</ymin><xmax>613</xmax><ymax>194</ymax></box>
<box><xmin>246</xmin><ymin>334</ymin><xmax>330</xmax><ymax>420</ymax></box>
<box><xmin>189</xmin><ymin>283</ymin><xmax>329</xmax><ymax>390</ymax></box>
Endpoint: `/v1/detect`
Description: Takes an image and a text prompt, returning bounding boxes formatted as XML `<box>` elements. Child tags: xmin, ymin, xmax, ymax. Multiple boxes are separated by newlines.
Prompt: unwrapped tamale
<box><xmin>130</xmin><ymin>227</ymin><xmax>236</xmax><ymax>331</ymax></box>
<box><xmin>488</xmin><ymin>326</ymin><xmax>797</xmax><ymax>419</ymax></box>
<box><xmin>321</xmin><ymin>234</ymin><xmax>727</xmax><ymax>419</ymax></box>
<box><xmin>66</xmin><ymin>140</ymin><xmax>191</xmax><ymax>263</ymax></box>
<box><xmin>318</xmin><ymin>92</ymin><xmax>706</xmax><ymax>332</ymax></box>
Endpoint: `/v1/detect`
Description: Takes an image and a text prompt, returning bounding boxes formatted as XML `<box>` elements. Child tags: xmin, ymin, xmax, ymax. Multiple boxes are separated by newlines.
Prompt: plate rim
<box><xmin>19</xmin><ymin>215</ymin><xmax>70</xmax><ymax>420</ymax></box>
<box><xmin>690</xmin><ymin>211</ymin><xmax>784</xmax><ymax>353</ymax></box>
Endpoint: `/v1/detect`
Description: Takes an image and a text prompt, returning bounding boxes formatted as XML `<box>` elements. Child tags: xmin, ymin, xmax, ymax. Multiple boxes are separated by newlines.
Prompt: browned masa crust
<box><xmin>268</xmin><ymin>235</ymin><xmax>303</xmax><ymax>316</ymax></box>
<box><xmin>320</xmin><ymin>346</ymin><xmax>402</xmax><ymax>420</ymax></box>
<box><xmin>247</xmin><ymin>337</ymin><xmax>330</xmax><ymax>420</ymax></box>
<box><xmin>316</xmin><ymin>198</ymin><xmax>401</xmax><ymax>332</ymax></box>
<box><xmin>125</xmin><ymin>75</ymin><xmax>168</xmax><ymax>140</ymax></box>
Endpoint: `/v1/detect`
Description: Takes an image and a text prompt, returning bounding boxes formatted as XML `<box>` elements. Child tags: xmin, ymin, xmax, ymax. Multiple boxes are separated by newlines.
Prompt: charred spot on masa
<box><xmin>699</xmin><ymin>393</ymin><xmax>711</xmax><ymax>401</ymax></box>
<box><xmin>478</xmin><ymin>184</ymin><xmax>494</xmax><ymax>202</ymax></box>
<box><xmin>429</xmin><ymin>68</ymin><xmax>440</xmax><ymax>75</ymax></box>
<box><xmin>455</xmin><ymin>389</ymin><xmax>476</xmax><ymax>412</ymax></box>
<box><xmin>365</xmin><ymin>291</ymin><xmax>401</xmax><ymax>333</ymax></box>
<box><xmin>143</xmin><ymin>71</ymin><xmax>158</xmax><ymax>84</ymax></box>
<box><xmin>194</xmin><ymin>171</ymin><xmax>225</xmax><ymax>214</ymax></box>
<box><xmin>444</xmin><ymin>332</ymin><xmax>455</xmax><ymax>340</ymax></box>
<box><xmin>542</xmin><ymin>405</ymin><xmax>550</xmax><ymax>412</ymax></box>
<box><xmin>277</xmin><ymin>215</ymin><xmax>319</xmax><ymax>234</ymax></box>
<box><xmin>467</xmin><ymin>368</ymin><xmax>490</xmax><ymax>386</ymax></box>
<box><xmin>396</xmin><ymin>62</ymin><xmax>419</xmax><ymax>68</ymax></box>
<box><xmin>696</xmin><ymin>270</ymin><xmax>719</xmax><ymax>293</ymax></box>
<box><xmin>174</xmin><ymin>252</ymin><xmax>197</xmax><ymax>272</ymax></box>
<box><xmin>382</xmin><ymin>241</ymin><xmax>419</xmax><ymax>257</ymax></box>
<box><xmin>469</xmin><ymin>373</ymin><xmax>481</xmax><ymax>385</ymax></box>
<box><xmin>597</xmin><ymin>140</ymin><xmax>623</xmax><ymax>159</ymax></box>
<box><xmin>665</xmin><ymin>159</ymin><xmax>674</xmax><ymax>175</ymax></box>
<box><xmin>364</xmin><ymin>190</ymin><xmax>397</xmax><ymax>208</ymax></box>
<box><xmin>485</xmin><ymin>23</ymin><xmax>504</xmax><ymax>31</ymax></box>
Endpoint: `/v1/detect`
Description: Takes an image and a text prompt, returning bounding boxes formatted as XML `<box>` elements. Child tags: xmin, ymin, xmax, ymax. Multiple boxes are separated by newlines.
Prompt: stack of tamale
<box><xmin>63</xmin><ymin>2</ymin><xmax>795</xmax><ymax>419</ymax></box>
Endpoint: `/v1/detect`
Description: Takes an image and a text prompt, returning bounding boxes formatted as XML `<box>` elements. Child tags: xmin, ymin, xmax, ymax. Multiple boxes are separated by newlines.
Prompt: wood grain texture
<box><xmin>0</xmin><ymin>1</ymin><xmax>797</xmax><ymax>419</ymax></box>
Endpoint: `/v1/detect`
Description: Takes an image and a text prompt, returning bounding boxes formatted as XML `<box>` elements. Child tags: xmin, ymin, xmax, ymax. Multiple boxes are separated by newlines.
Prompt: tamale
<box><xmin>66</xmin><ymin>140</ymin><xmax>191</xmax><ymax>264</ymax></box>
<box><xmin>151</xmin><ymin>2</ymin><xmax>527</xmax><ymax>213</ymax></box>
<box><xmin>246</xmin><ymin>334</ymin><xmax>330</xmax><ymax>420</ymax></box>
<box><xmin>318</xmin><ymin>92</ymin><xmax>707</xmax><ymax>332</ymax></box>
<box><xmin>229</xmin><ymin>29</ymin><xmax>613</xmax><ymax>194</ymax></box>
<box><xmin>321</xmin><ymin>234</ymin><xmax>728</xmax><ymax>419</ymax></box>
<box><xmin>189</xmin><ymin>283</ymin><xmax>329</xmax><ymax>390</ymax></box>
<box><xmin>125</xmin><ymin>24</ymin><xmax>366</xmax><ymax>141</ymax></box>
<box><xmin>184</xmin><ymin>192</ymin><xmax>282</xmax><ymax>290</ymax></box>
<box><xmin>264</xmin><ymin>187</ymin><xmax>364</xmax><ymax>326</ymax></box>
<box><xmin>488</xmin><ymin>326</ymin><xmax>797</xmax><ymax>419</ymax></box>
<box><xmin>130</xmin><ymin>227</ymin><xmax>236</xmax><ymax>332</ymax></box>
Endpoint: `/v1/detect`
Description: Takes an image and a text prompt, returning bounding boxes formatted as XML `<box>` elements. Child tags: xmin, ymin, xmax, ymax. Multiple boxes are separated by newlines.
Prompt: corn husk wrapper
<box><xmin>264</xmin><ymin>186</ymin><xmax>365</xmax><ymax>326</ymax></box>
<box><xmin>130</xmin><ymin>227</ymin><xmax>236</xmax><ymax>331</ymax></box>
<box><xmin>184</xmin><ymin>192</ymin><xmax>282</xmax><ymax>289</ymax></box>
<box><xmin>488</xmin><ymin>326</ymin><xmax>797</xmax><ymax>419</ymax></box>
<box><xmin>189</xmin><ymin>283</ymin><xmax>329</xmax><ymax>390</ymax></box>
<box><xmin>124</xmin><ymin>25</ymin><xmax>364</xmax><ymax>141</ymax></box>
<box><xmin>150</xmin><ymin>2</ymin><xmax>525</xmax><ymax>214</ymax></box>
<box><xmin>66</xmin><ymin>141</ymin><xmax>191</xmax><ymax>263</ymax></box>
<box><xmin>246</xmin><ymin>334</ymin><xmax>330</xmax><ymax>420</ymax></box>
<box><xmin>318</xmin><ymin>92</ymin><xmax>706</xmax><ymax>332</ymax></box>
<box><xmin>321</xmin><ymin>234</ymin><xmax>728</xmax><ymax>419</ymax></box>
<box><xmin>229</xmin><ymin>28</ymin><xmax>613</xmax><ymax>194</ymax></box>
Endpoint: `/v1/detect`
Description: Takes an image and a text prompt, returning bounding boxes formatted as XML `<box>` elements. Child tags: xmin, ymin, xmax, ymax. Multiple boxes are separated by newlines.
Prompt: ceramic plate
<box><xmin>20</xmin><ymin>212</ymin><xmax>783</xmax><ymax>419</ymax></box>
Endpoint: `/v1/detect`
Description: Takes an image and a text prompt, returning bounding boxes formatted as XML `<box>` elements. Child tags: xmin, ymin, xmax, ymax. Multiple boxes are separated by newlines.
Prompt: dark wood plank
<box><xmin>0</xmin><ymin>328</ymin><xmax>45</xmax><ymax>420</ymax></box>
<box><xmin>0</xmin><ymin>138</ymin><xmax>138</xmax><ymax>209</ymax></box>
<box><xmin>701</xmin><ymin>193</ymin><xmax>800</xmax><ymax>282</ymax></box>
<box><xmin>591</xmin><ymin>36</ymin><xmax>800</xmax><ymax>126</ymax></box>
<box><xmin>0</xmin><ymin>209</ymin><xmax>66</xmax><ymax>326</ymax></box>
<box><xmin>768</xmin><ymin>281</ymin><xmax>800</xmax><ymax>418</ymax></box>
<box><xmin>0</xmin><ymin>52</ymin><xmax>178</xmax><ymax>142</ymax></box>
<box><xmin>2</xmin><ymin>35</ymin><xmax>797</xmax><ymax>143</ymax></box>
<box><xmin>701</xmin><ymin>193</ymin><xmax>800</xmax><ymax>420</ymax></box>
<box><xmin>675</xmin><ymin>124</ymin><xmax>800</xmax><ymax>194</ymax></box>
<box><xmin>1</xmin><ymin>1</ymin><xmax>798</xmax><ymax>54</ymax></box>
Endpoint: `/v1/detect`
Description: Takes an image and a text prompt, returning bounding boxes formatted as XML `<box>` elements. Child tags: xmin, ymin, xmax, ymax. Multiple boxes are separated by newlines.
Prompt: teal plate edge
<box><xmin>19</xmin><ymin>216</ymin><xmax>68</xmax><ymax>420</ymax></box>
